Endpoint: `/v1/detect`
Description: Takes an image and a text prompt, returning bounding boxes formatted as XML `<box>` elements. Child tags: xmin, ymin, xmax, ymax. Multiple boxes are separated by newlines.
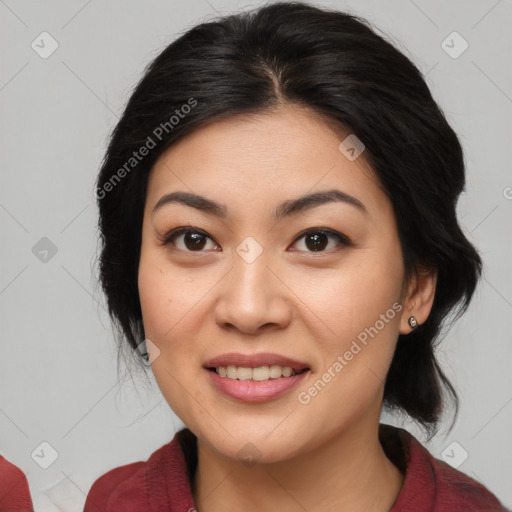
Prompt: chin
<box><xmin>190</xmin><ymin>417</ymin><xmax>316</xmax><ymax>464</ymax></box>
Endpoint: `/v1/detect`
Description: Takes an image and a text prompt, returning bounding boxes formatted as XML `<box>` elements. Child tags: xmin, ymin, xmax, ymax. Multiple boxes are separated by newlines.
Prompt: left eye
<box><xmin>291</xmin><ymin>229</ymin><xmax>351</xmax><ymax>253</ymax></box>
<box><xmin>160</xmin><ymin>227</ymin><xmax>350</xmax><ymax>253</ymax></box>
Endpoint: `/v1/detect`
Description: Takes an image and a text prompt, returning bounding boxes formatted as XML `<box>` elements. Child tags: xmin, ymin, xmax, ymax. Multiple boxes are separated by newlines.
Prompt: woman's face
<box><xmin>138</xmin><ymin>106</ymin><xmax>417</xmax><ymax>462</ymax></box>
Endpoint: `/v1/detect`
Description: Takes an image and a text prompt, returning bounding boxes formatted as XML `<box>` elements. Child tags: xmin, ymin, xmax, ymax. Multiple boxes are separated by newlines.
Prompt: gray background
<box><xmin>1</xmin><ymin>0</ymin><xmax>511</xmax><ymax>510</ymax></box>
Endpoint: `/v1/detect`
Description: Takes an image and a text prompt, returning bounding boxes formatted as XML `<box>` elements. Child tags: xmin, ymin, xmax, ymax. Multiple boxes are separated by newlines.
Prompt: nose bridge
<box><xmin>230</xmin><ymin>236</ymin><xmax>275</xmax><ymax>305</ymax></box>
<box><xmin>214</xmin><ymin>236</ymin><xmax>291</xmax><ymax>332</ymax></box>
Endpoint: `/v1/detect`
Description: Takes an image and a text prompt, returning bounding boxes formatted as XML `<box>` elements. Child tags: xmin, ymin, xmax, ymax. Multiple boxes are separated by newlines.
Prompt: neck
<box><xmin>192</xmin><ymin>419</ymin><xmax>404</xmax><ymax>512</ymax></box>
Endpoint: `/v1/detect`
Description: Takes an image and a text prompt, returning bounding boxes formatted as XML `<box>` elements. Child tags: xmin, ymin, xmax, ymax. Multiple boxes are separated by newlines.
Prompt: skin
<box><xmin>138</xmin><ymin>105</ymin><xmax>437</xmax><ymax>512</ymax></box>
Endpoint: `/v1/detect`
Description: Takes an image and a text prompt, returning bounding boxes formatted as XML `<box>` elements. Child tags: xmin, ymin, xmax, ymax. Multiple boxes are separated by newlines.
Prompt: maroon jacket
<box><xmin>0</xmin><ymin>456</ymin><xmax>33</xmax><ymax>512</ymax></box>
<box><xmin>82</xmin><ymin>425</ymin><xmax>508</xmax><ymax>511</ymax></box>
<box><xmin>1</xmin><ymin>425</ymin><xmax>508</xmax><ymax>511</ymax></box>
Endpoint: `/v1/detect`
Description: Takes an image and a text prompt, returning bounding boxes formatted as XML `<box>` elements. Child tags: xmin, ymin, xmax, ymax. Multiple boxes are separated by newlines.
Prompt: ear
<box><xmin>399</xmin><ymin>266</ymin><xmax>437</xmax><ymax>334</ymax></box>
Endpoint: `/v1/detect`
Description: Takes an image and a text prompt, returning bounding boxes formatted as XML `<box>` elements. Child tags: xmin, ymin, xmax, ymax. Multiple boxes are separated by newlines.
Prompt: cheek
<box><xmin>298</xmin><ymin>254</ymin><xmax>402</xmax><ymax>337</ymax></box>
<box><xmin>137</xmin><ymin>250</ymin><xmax>207</xmax><ymax>418</ymax></box>
<box><xmin>137</xmin><ymin>248</ymin><xmax>222</xmax><ymax>384</ymax></box>
<box><xmin>287</xmin><ymin>248</ymin><xmax>405</xmax><ymax>395</ymax></box>
<box><xmin>138</xmin><ymin>247</ymin><xmax>202</xmax><ymax>340</ymax></box>
<box><xmin>138</xmin><ymin>258</ymin><xmax>174</xmax><ymax>341</ymax></box>
<box><xmin>292</xmin><ymin>257</ymin><xmax>404</xmax><ymax>430</ymax></box>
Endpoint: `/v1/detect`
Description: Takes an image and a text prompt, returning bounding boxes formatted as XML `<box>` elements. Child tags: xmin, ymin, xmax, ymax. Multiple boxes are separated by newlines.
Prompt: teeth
<box><xmin>269</xmin><ymin>365</ymin><xmax>283</xmax><ymax>379</ymax></box>
<box><xmin>215</xmin><ymin>365</ymin><xmax>302</xmax><ymax>381</ymax></box>
<box><xmin>253</xmin><ymin>366</ymin><xmax>269</xmax><ymax>381</ymax></box>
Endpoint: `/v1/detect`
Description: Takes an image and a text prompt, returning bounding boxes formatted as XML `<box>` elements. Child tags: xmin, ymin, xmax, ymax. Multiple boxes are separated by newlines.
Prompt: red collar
<box><xmin>150</xmin><ymin>424</ymin><xmax>507</xmax><ymax>512</ymax></box>
<box><xmin>82</xmin><ymin>424</ymin><xmax>508</xmax><ymax>511</ymax></box>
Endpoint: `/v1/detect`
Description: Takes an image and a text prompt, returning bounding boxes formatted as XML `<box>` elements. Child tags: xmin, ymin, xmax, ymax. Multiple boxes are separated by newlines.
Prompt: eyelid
<box><xmin>159</xmin><ymin>225</ymin><xmax>352</xmax><ymax>252</ymax></box>
<box><xmin>290</xmin><ymin>227</ymin><xmax>352</xmax><ymax>249</ymax></box>
<box><xmin>158</xmin><ymin>225</ymin><xmax>219</xmax><ymax>248</ymax></box>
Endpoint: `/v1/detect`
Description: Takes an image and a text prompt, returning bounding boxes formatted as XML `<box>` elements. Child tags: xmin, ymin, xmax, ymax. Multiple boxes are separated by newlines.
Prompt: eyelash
<box><xmin>158</xmin><ymin>225</ymin><xmax>352</xmax><ymax>254</ymax></box>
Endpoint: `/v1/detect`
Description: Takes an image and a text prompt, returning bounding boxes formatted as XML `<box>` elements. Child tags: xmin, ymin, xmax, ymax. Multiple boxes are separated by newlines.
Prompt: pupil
<box><xmin>185</xmin><ymin>232</ymin><xmax>206</xmax><ymax>250</ymax></box>
<box><xmin>306</xmin><ymin>232</ymin><xmax>327</xmax><ymax>251</ymax></box>
<box><xmin>182</xmin><ymin>232</ymin><xmax>329</xmax><ymax>252</ymax></box>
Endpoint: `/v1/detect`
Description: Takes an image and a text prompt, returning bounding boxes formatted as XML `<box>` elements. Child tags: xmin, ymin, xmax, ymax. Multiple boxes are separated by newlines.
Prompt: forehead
<box><xmin>145</xmin><ymin>107</ymin><xmax>389</xmax><ymax>220</ymax></box>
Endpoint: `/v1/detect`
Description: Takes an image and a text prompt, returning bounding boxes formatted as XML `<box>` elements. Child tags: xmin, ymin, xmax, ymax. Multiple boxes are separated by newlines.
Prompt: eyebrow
<box><xmin>152</xmin><ymin>189</ymin><xmax>366</xmax><ymax>221</ymax></box>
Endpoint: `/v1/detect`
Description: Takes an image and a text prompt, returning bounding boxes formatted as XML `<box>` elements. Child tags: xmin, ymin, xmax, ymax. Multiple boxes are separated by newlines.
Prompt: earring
<box><xmin>408</xmin><ymin>316</ymin><xmax>418</xmax><ymax>330</ymax></box>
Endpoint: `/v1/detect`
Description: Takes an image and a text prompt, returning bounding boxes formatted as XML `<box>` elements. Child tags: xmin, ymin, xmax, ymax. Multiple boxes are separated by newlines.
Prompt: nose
<box><xmin>213</xmin><ymin>249</ymin><xmax>293</xmax><ymax>335</ymax></box>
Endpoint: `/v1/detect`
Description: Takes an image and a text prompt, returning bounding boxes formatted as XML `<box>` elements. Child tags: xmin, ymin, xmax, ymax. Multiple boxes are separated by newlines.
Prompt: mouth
<box><xmin>203</xmin><ymin>352</ymin><xmax>310</xmax><ymax>380</ymax></box>
<box><xmin>203</xmin><ymin>352</ymin><xmax>310</xmax><ymax>401</ymax></box>
<box><xmin>207</xmin><ymin>365</ymin><xmax>309</xmax><ymax>381</ymax></box>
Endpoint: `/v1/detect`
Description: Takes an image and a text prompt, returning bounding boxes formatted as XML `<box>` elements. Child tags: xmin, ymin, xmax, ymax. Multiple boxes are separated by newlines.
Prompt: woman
<box><xmin>84</xmin><ymin>2</ymin><xmax>508</xmax><ymax>511</ymax></box>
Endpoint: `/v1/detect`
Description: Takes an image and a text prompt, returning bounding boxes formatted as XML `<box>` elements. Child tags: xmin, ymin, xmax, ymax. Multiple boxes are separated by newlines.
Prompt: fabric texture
<box><xmin>0</xmin><ymin>455</ymin><xmax>34</xmax><ymax>512</ymax></box>
<box><xmin>2</xmin><ymin>425</ymin><xmax>508</xmax><ymax>511</ymax></box>
<box><xmin>81</xmin><ymin>424</ymin><xmax>509</xmax><ymax>512</ymax></box>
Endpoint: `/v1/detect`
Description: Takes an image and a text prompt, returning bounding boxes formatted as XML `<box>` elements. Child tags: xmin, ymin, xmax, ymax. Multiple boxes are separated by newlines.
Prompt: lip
<box><xmin>203</xmin><ymin>352</ymin><xmax>311</xmax><ymax>403</ymax></box>
<box><xmin>203</xmin><ymin>352</ymin><xmax>310</xmax><ymax>372</ymax></box>
<box><xmin>206</xmin><ymin>367</ymin><xmax>310</xmax><ymax>403</ymax></box>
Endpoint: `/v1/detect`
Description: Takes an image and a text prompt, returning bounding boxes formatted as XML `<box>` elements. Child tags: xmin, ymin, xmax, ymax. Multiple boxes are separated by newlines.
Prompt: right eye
<box><xmin>160</xmin><ymin>226</ymin><xmax>220</xmax><ymax>252</ymax></box>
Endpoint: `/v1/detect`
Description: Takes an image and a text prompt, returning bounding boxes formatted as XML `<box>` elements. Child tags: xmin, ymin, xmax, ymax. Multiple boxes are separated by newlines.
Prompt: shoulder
<box><xmin>428</xmin><ymin>450</ymin><xmax>509</xmax><ymax>511</ymax></box>
<box><xmin>387</xmin><ymin>426</ymin><xmax>509</xmax><ymax>512</ymax></box>
<box><xmin>83</xmin><ymin>439</ymin><xmax>176</xmax><ymax>512</ymax></box>
<box><xmin>83</xmin><ymin>460</ymin><xmax>148</xmax><ymax>512</ymax></box>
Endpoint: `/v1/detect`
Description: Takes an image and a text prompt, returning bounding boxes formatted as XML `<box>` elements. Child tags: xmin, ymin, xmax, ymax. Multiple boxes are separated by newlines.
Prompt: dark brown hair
<box><xmin>95</xmin><ymin>1</ymin><xmax>482</xmax><ymax>434</ymax></box>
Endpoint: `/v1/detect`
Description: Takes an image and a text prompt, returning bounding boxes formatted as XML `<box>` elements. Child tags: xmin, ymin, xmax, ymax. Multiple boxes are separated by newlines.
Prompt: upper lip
<box><xmin>204</xmin><ymin>352</ymin><xmax>310</xmax><ymax>372</ymax></box>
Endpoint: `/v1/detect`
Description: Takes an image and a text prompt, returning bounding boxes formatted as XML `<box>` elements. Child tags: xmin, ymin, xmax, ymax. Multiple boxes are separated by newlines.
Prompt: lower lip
<box><xmin>206</xmin><ymin>368</ymin><xmax>310</xmax><ymax>403</ymax></box>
